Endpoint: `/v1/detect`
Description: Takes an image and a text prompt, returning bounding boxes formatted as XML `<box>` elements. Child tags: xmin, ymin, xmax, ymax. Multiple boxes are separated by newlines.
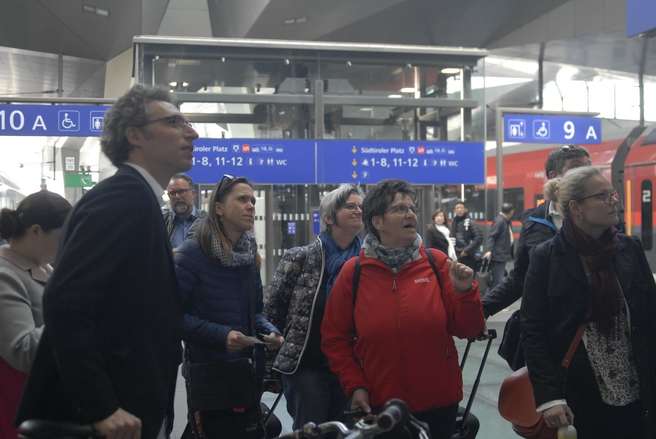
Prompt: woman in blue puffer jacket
<box><xmin>175</xmin><ymin>174</ymin><xmax>283</xmax><ymax>439</ymax></box>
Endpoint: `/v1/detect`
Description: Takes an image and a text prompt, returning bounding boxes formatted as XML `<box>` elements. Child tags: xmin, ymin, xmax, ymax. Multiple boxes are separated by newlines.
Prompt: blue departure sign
<box><xmin>503</xmin><ymin>113</ymin><xmax>601</xmax><ymax>144</ymax></box>
<box><xmin>0</xmin><ymin>104</ymin><xmax>110</xmax><ymax>137</ymax></box>
<box><xmin>316</xmin><ymin>140</ymin><xmax>484</xmax><ymax>184</ymax></box>
<box><xmin>627</xmin><ymin>0</ymin><xmax>656</xmax><ymax>37</ymax></box>
<box><xmin>187</xmin><ymin>138</ymin><xmax>316</xmax><ymax>184</ymax></box>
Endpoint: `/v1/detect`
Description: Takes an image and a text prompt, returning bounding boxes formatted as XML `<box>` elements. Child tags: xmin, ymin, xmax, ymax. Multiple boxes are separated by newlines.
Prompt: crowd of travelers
<box><xmin>0</xmin><ymin>85</ymin><xmax>654</xmax><ymax>439</ymax></box>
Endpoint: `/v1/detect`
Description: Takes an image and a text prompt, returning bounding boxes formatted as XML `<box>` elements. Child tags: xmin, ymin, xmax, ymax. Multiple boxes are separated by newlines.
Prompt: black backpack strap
<box><xmin>352</xmin><ymin>257</ymin><xmax>361</xmax><ymax>306</ymax></box>
<box><xmin>425</xmin><ymin>249</ymin><xmax>444</xmax><ymax>293</ymax></box>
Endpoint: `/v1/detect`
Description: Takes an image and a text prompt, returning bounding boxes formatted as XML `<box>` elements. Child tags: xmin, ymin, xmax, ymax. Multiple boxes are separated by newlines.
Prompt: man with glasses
<box><xmin>17</xmin><ymin>85</ymin><xmax>199</xmax><ymax>439</ymax></box>
<box><xmin>483</xmin><ymin>144</ymin><xmax>591</xmax><ymax>370</ymax></box>
<box><xmin>163</xmin><ymin>174</ymin><xmax>206</xmax><ymax>248</ymax></box>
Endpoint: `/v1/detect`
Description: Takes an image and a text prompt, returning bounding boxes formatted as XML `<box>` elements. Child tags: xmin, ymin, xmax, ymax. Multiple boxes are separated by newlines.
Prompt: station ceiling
<box><xmin>0</xmin><ymin>0</ymin><xmax>653</xmax><ymax>83</ymax></box>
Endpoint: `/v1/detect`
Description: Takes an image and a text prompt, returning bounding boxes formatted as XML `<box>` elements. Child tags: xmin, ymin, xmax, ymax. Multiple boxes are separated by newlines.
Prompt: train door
<box><xmin>641</xmin><ymin>179</ymin><xmax>653</xmax><ymax>251</ymax></box>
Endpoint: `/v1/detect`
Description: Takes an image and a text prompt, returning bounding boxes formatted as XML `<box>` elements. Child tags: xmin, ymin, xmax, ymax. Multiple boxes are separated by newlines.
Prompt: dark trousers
<box><xmin>570</xmin><ymin>399</ymin><xmax>644</xmax><ymax>439</ymax></box>
<box><xmin>488</xmin><ymin>260</ymin><xmax>508</xmax><ymax>289</ymax></box>
<box><xmin>282</xmin><ymin>367</ymin><xmax>347</xmax><ymax>430</ymax></box>
<box><xmin>378</xmin><ymin>404</ymin><xmax>458</xmax><ymax>439</ymax></box>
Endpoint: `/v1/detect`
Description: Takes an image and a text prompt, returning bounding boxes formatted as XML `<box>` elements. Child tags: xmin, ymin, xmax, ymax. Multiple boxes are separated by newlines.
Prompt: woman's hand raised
<box><xmin>447</xmin><ymin>260</ymin><xmax>474</xmax><ymax>292</ymax></box>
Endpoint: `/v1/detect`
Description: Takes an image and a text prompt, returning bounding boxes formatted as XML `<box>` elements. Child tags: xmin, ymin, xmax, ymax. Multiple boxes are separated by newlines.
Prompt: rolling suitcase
<box><xmin>451</xmin><ymin>329</ymin><xmax>497</xmax><ymax>439</ymax></box>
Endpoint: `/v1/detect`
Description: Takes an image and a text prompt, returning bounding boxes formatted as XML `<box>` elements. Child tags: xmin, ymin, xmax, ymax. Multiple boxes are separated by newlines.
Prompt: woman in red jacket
<box><xmin>321</xmin><ymin>179</ymin><xmax>485</xmax><ymax>439</ymax></box>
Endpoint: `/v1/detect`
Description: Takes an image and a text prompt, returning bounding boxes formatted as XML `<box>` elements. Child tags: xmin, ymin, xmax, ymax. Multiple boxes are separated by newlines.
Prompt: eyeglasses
<box><xmin>167</xmin><ymin>188</ymin><xmax>191</xmax><ymax>198</ymax></box>
<box><xmin>140</xmin><ymin>114</ymin><xmax>193</xmax><ymax>129</ymax></box>
<box><xmin>342</xmin><ymin>202</ymin><xmax>363</xmax><ymax>212</ymax></box>
<box><xmin>577</xmin><ymin>190</ymin><xmax>620</xmax><ymax>204</ymax></box>
<box><xmin>387</xmin><ymin>203</ymin><xmax>419</xmax><ymax>216</ymax></box>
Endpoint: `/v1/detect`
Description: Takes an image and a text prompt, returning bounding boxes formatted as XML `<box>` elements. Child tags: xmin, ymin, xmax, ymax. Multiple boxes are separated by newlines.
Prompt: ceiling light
<box><xmin>388</xmin><ymin>94</ymin><xmax>402</xmax><ymax>98</ymax></box>
<box><xmin>169</xmin><ymin>81</ymin><xmax>178</xmax><ymax>87</ymax></box>
<box><xmin>182</xmin><ymin>81</ymin><xmax>189</xmax><ymax>87</ymax></box>
<box><xmin>220</xmin><ymin>57</ymin><xmax>226</xmax><ymax>63</ymax></box>
<box><xmin>400</xmin><ymin>87</ymin><xmax>416</xmax><ymax>93</ymax></box>
<box><xmin>284</xmin><ymin>18</ymin><xmax>295</xmax><ymax>24</ymax></box>
<box><xmin>441</xmin><ymin>68</ymin><xmax>461</xmax><ymax>75</ymax></box>
<box><xmin>82</xmin><ymin>4</ymin><xmax>96</xmax><ymax>13</ymax></box>
<box><xmin>359</xmin><ymin>107</ymin><xmax>373</xmax><ymax>111</ymax></box>
<box><xmin>296</xmin><ymin>16</ymin><xmax>307</xmax><ymax>23</ymax></box>
<box><xmin>346</xmin><ymin>61</ymin><xmax>352</xmax><ymax>67</ymax></box>
<box><xmin>95</xmin><ymin>7</ymin><xmax>109</xmax><ymax>17</ymax></box>
<box><xmin>284</xmin><ymin>59</ymin><xmax>291</xmax><ymax>65</ymax></box>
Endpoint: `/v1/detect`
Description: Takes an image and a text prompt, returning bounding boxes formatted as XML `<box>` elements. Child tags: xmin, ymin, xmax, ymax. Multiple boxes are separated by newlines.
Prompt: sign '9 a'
<box><xmin>504</xmin><ymin>113</ymin><xmax>602</xmax><ymax>145</ymax></box>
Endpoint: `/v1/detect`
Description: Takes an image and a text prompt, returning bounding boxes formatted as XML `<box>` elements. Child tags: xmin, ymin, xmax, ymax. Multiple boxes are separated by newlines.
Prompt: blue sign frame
<box><xmin>503</xmin><ymin>113</ymin><xmax>602</xmax><ymax>144</ymax></box>
<box><xmin>0</xmin><ymin>104</ymin><xmax>110</xmax><ymax>137</ymax></box>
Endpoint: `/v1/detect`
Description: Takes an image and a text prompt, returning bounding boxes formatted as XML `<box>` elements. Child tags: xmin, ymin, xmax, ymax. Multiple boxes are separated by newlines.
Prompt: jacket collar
<box><xmin>0</xmin><ymin>245</ymin><xmax>50</xmax><ymax>283</ymax></box>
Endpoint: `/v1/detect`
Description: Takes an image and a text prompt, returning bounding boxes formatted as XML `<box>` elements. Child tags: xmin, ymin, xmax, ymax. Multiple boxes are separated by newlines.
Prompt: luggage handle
<box><xmin>459</xmin><ymin>328</ymin><xmax>497</xmax><ymax>422</ymax></box>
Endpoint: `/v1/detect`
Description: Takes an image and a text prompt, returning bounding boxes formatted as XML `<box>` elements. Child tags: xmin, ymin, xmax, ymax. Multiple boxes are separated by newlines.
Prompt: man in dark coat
<box><xmin>483</xmin><ymin>202</ymin><xmax>515</xmax><ymax>289</ymax></box>
<box><xmin>482</xmin><ymin>144</ymin><xmax>590</xmax><ymax>370</ymax></box>
<box><xmin>16</xmin><ymin>85</ymin><xmax>199</xmax><ymax>439</ymax></box>
<box><xmin>451</xmin><ymin>201</ymin><xmax>483</xmax><ymax>271</ymax></box>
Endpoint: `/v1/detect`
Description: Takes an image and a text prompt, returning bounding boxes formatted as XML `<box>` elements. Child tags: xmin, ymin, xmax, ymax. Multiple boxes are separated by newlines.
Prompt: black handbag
<box><xmin>185</xmin><ymin>357</ymin><xmax>260</xmax><ymax>411</ymax></box>
<box><xmin>497</xmin><ymin>309</ymin><xmax>525</xmax><ymax>371</ymax></box>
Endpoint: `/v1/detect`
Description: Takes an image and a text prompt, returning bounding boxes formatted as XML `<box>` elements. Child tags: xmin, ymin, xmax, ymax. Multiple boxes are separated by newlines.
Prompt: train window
<box><xmin>641</xmin><ymin>180</ymin><xmax>653</xmax><ymax>250</ymax></box>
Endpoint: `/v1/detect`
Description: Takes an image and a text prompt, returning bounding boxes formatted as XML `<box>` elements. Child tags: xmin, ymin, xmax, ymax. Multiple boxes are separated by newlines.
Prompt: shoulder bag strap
<box><xmin>560</xmin><ymin>326</ymin><xmax>585</xmax><ymax>369</ymax></box>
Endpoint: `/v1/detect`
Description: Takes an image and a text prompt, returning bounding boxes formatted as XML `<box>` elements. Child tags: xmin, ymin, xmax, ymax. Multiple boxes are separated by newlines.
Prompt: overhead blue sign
<box><xmin>627</xmin><ymin>0</ymin><xmax>656</xmax><ymax>37</ymax></box>
<box><xmin>316</xmin><ymin>140</ymin><xmax>484</xmax><ymax>184</ymax></box>
<box><xmin>503</xmin><ymin>113</ymin><xmax>601</xmax><ymax>144</ymax></box>
<box><xmin>187</xmin><ymin>138</ymin><xmax>316</xmax><ymax>184</ymax></box>
<box><xmin>0</xmin><ymin>104</ymin><xmax>110</xmax><ymax>137</ymax></box>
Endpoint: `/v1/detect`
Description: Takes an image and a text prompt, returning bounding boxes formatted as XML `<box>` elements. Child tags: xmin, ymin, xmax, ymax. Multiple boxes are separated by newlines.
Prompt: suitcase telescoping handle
<box><xmin>460</xmin><ymin>329</ymin><xmax>497</xmax><ymax>422</ymax></box>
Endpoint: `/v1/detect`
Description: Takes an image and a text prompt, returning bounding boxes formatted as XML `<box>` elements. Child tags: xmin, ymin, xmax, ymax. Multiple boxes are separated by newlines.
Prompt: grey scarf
<box><xmin>363</xmin><ymin>233</ymin><xmax>422</xmax><ymax>271</ymax></box>
<box><xmin>209</xmin><ymin>230</ymin><xmax>257</xmax><ymax>267</ymax></box>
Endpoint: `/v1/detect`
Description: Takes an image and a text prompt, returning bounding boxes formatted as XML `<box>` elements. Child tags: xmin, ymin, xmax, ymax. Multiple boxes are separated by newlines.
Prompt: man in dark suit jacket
<box><xmin>482</xmin><ymin>203</ymin><xmax>515</xmax><ymax>288</ymax></box>
<box><xmin>16</xmin><ymin>85</ymin><xmax>199</xmax><ymax>439</ymax></box>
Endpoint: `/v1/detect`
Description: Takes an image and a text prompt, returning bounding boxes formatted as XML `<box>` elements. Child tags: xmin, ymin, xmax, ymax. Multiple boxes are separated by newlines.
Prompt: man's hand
<box><xmin>350</xmin><ymin>388</ymin><xmax>371</xmax><ymax>414</ymax></box>
<box><xmin>543</xmin><ymin>404</ymin><xmax>574</xmax><ymax>429</ymax></box>
<box><xmin>482</xmin><ymin>251</ymin><xmax>492</xmax><ymax>260</ymax></box>
<box><xmin>226</xmin><ymin>330</ymin><xmax>257</xmax><ymax>352</ymax></box>
<box><xmin>448</xmin><ymin>260</ymin><xmax>474</xmax><ymax>292</ymax></box>
<box><xmin>261</xmin><ymin>332</ymin><xmax>284</xmax><ymax>350</ymax></box>
<box><xmin>93</xmin><ymin>408</ymin><xmax>141</xmax><ymax>439</ymax></box>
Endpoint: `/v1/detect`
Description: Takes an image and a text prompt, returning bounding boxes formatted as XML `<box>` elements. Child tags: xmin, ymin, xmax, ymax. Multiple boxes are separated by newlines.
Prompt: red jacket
<box><xmin>321</xmin><ymin>247</ymin><xmax>485</xmax><ymax>412</ymax></box>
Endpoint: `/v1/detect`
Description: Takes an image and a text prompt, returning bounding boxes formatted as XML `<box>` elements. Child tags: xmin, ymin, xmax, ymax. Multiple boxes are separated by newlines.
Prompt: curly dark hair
<box><xmin>100</xmin><ymin>85</ymin><xmax>174</xmax><ymax>166</ymax></box>
<box><xmin>363</xmin><ymin>179</ymin><xmax>416</xmax><ymax>240</ymax></box>
<box><xmin>544</xmin><ymin>144</ymin><xmax>590</xmax><ymax>178</ymax></box>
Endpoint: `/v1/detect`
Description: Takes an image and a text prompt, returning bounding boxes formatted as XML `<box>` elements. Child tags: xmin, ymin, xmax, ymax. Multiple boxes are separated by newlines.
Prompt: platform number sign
<box><xmin>504</xmin><ymin>113</ymin><xmax>602</xmax><ymax>144</ymax></box>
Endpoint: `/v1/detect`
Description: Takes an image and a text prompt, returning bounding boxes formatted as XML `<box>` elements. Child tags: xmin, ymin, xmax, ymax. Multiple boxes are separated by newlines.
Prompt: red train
<box><xmin>479</xmin><ymin>134</ymin><xmax>656</xmax><ymax>270</ymax></box>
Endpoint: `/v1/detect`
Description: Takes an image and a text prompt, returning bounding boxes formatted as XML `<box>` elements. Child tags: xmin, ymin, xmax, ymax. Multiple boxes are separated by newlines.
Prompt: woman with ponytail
<box><xmin>0</xmin><ymin>190</ymin><xmax>71</xmax><ymax>439</ymax></box>
<box><xmin>521</xmin><ymin>167</ymin><xmax>656</xmax><ymax>438</ymax></box>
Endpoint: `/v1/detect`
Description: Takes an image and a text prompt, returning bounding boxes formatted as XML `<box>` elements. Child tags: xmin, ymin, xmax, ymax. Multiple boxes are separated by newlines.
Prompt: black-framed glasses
<box><xmin>140</xmin><ymin>114</ymin><xmax>193</xmax><ymax>129</ymax></box>
<box><xmin>167</xmin><ymin>188</ymin><xmax>191</xmax><ymax>198</ymax></box>
<box><xmin>387</xmin><ymin>203</ymin><xmax>419</xmax><ymax>216</ymax></box>
<box><xmin>577</xmin><ymin>190</ymin><xmax>620</xmax><ymax>204</ymax></box>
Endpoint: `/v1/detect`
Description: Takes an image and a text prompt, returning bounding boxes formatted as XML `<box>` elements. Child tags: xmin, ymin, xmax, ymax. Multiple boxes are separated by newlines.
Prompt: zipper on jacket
<box><xmin>276</xmin><ymin>237</ymin><xmax>325</xmax><ymax>376</ymax></box>
<box><xmin>392</xmin><ymin>268</ymin><xmax>398</xmax><ymax>292</ymax></box>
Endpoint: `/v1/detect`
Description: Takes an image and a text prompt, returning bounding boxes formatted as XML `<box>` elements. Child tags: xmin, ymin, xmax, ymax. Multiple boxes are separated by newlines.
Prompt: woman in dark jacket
<box><xmin>521</xmin><ymin>166</ymin><xmax>656</xmax><ymax>439</ymax></box>
<box><xmin>175</xmin><ymin>175</ymin><xmax>283</xmax><ymax>438</ymax></box>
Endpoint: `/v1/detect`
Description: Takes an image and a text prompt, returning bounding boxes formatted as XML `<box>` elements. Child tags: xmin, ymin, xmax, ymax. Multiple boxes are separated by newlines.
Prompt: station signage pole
<box><xmin>495</xmin><ymin>107</ymin><xmax>601</xmax><ymax>213</ymax></box>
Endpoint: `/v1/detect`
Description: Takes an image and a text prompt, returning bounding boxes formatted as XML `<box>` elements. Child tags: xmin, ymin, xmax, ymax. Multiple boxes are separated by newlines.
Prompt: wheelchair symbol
<box><xmin>533</xmin><ymin>120</ymin><xmax>550</xmax><ymax>139</ymax></box>
<box><xmin>58</xmin><ymin>111</ymin><xmax>80</xmax><ymax>132</ymax></box>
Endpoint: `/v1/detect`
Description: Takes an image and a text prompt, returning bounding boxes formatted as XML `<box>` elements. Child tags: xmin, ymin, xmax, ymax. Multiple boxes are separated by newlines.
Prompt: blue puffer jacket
<box><xmin>174</xmin><ymin>239</ymin><xmax>278</xmax><ymax>364</ymax></box>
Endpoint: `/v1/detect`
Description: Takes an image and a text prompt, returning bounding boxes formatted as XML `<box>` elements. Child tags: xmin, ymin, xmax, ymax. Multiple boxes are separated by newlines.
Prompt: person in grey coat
<box><xmin>482</xmin><ymin>202</ymin><xmax>515</xmax><ymax>289</ymax></box>
<box><xmin>0</xmin><ymin>190</ymin><xmax>71</xmax><ymax>438</ymax></box>
<box><xmin>265</xmin><ymin>184</ymin><xmax>364</xmax><ymax>430</ymax></box>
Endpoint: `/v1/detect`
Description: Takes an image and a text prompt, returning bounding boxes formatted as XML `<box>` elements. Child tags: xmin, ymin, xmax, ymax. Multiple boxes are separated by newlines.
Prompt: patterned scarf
<box><xmin>320</xmin><ymin>231</ymin><xmax>362</xmax><ymax>294</ymax></box>
<box><xmin>562</xmin><ymin>218</ymin><xmax>621</xmax><ymax>335</ymax></box>
<box><xmin>363</xmin><ymin>232</ymin><xmax>422</xmax><ymax>272</ymax></box>
<box><xmin>209</xmin><ymin>230</ymin><xmax>257</xmax><ymax>267</ymax></box>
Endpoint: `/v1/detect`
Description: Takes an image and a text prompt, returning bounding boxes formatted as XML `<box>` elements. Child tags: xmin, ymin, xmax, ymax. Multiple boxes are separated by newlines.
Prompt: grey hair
<box><xmin>558</xmin><ymin>166</ymin><xmax>604</xmax><ymax>218</ymax></box>
<box><xmin>319</xmin><ymin>184</ymin><xmax>364</xmax><ymax>231</ymax></box>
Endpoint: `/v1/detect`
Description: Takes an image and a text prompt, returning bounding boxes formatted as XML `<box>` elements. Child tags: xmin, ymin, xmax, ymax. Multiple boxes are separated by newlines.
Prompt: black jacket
<box><xmin>485</xmin><ymin>213</ymin><xmax>513</xmax><ymax>262</ymax></box>
<box><xmin>520</xmin><ymin>231</ymin><xmax>656</xmax><ymax>437</ymax></box>
<box><xmin>424</xmin><ymin>225</ymin><xmax>449</xmax><ymax>255</ymax></box>
<box><xmin>482</xmin><ymin>202</ymin><xmax>557</xmax><ymax>317</ymax></box>
<box><xmin>450</xmin><ymin>214</ymin><xmax>482</xmax><ymax>256</ymax></box>
<box><xmin>16</xmin><ymin>166</ymin><xmax>183</xmax><ymax>439</ymax></box>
